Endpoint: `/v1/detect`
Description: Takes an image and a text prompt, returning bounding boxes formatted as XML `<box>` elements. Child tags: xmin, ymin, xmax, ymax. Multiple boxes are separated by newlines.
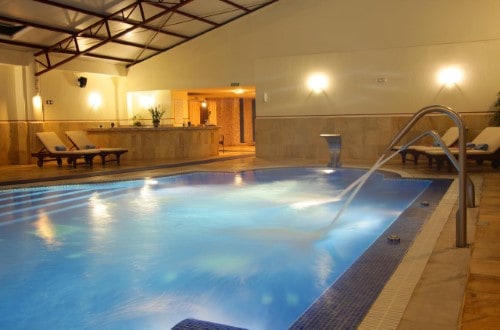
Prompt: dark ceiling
<box><xmin>0</xmin><ymin>0</ymin><xmax>279</xmax><ymax>75</ymax></box>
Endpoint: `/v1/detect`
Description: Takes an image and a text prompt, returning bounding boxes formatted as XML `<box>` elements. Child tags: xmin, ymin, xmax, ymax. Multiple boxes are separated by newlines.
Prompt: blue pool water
<box><xmin>0</xmin><ymin>168</ymin><xmax>432</xmax><ymax>329</ymax></box>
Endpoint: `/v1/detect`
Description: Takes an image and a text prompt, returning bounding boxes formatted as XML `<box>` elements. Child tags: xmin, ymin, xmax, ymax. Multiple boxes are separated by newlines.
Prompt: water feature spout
<box><xmin>396</xmin><ymin>129</ymin><xmax>475</xmax><ymax>208</ymax></box>
<box><xmin>386</xmin><ymin>105</ymin><xmax>470</xmax><ymax>248</ymax></box>
<box><xmin>322</xmin><ymin>105</ymin><xmax>471</xmax><ymax>248</ymax></box>
<box><xmin>320</xmin><ymin>134</ymin><xmax>342</xmax><ymax>168</ymax></box>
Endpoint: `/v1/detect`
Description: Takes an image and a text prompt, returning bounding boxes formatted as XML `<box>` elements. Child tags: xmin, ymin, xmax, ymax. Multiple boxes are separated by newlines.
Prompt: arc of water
<box><xmin>322</xmin><ymin>150</ymin><xmax>401</xmax><ymax>232</ymax></box>
<box><xmin>398</xmin><ymin>129</ymin><xmax>475</xmax><ymax>207</ymax></box>
<box><xmin>317</xmin><ymin>105</ymin><xmax>471</xmax><ymax>248</ymax></box>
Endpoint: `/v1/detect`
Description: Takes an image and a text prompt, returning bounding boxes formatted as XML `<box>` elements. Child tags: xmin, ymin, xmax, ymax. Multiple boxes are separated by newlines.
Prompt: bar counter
<box><xmin>87</xmin><ymin>125</ymin><xmax>221</xmax><ymax>161</ymax></box>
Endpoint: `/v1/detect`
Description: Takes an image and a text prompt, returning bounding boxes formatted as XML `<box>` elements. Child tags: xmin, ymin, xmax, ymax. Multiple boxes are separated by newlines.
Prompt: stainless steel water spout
<box><xmin>387</xmin><ymin>105</ymin><xmax>470</xmax><ymax>248</ymax></box>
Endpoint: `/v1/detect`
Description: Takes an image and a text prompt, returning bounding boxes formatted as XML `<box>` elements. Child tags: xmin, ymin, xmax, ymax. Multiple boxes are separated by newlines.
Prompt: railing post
<box><xmin>386</xmin><ymin>105</ymin><xmax>469</xmax><ymax>248</ymax></box>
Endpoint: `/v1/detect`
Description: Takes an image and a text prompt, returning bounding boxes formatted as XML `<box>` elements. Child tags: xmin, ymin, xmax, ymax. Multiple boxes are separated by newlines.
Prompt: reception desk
<box><xmin>87</xmin><ymin>126</ymin><xmax>220</xmax><ymax>161</ymax></box>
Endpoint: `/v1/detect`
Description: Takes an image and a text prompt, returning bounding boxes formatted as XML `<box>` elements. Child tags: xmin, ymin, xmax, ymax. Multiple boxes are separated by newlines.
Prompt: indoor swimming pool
<box><xmin>0</xmin><ymin>167</ymin><xmax>450</xmax><ymax>329</ymax></box>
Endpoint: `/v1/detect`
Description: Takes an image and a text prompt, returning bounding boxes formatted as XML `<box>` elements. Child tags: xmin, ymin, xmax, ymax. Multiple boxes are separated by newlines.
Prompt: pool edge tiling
<box><xmin>172</xmin><ymin>318</ymin><xmax>249</xmax><ymax>330</ymax></box>
<box><xmin>288</xmin><ymin>178</ymin><xmax>452</xmax><ymax>329</ymax></box>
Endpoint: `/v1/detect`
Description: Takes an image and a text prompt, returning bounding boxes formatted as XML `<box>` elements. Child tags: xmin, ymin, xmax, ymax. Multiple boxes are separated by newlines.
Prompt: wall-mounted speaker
<box><xmin>78</xmin><ymin>76</ymin><xmax>87</xmax><ymax>88</ymax></box>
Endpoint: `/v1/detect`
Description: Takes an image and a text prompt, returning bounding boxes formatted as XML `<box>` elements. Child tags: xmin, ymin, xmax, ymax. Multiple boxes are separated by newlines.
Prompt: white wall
<box><xmin>39</xmin><ymin>70</ymin><xmax>123</xmax><ymax>122</ymax></box>
<box><xmin>1</xmin><ymin>0</ymin><xmax>499</xmax><ymax>122</ymax></box>
<box><xmin>126</xmin><ymin>90</ymin><xmax>172</xmax><ymax>125</ymax></box>
<box><xmin>0</xmin><ymin>64</ymin><xmax>28</xmax><ymax>121</ymax></box>
<box><xmin>255</xmin><ymin>40</ymin><xmax>500</xmax><ymax>116</ymax></box>
<box><xmin>126</xmin><ymin>0</ymin><xmax>500</xmax><ymax>116</ymax></box>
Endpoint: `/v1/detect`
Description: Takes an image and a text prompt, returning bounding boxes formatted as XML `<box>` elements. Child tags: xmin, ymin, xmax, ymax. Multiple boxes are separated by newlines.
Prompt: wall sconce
<box><xmin>307</xmin><ymin>73</ymin><xmax>329</xmax><ymax>94</ymax></box>
<box><xmin>32</xmin><ymin>95</ymin><xmax>42</xmax><ymax>111</ymax></box>
<box><xmin>437</xmin><ymin>67</ymin><xmax>463</xmax><ymax>87</ymax></box>
<box><xmin>78</xmin><ymin>76</ymin><xmax>88</xmax><ymax>88</ymax></box>
<box><xmin>88</xmin><ymin>92</ymin><xmax>102</xmax><ymax>109</ymax></box>
<box><xmin>33</xmin><ymin>76</ymin><xmax>42</xmax><ymax>112</ymax></box>
<box><xmin>201</xmin><ymin>100</ymin><xmax>207</xmax><ymax>107</ymax></box>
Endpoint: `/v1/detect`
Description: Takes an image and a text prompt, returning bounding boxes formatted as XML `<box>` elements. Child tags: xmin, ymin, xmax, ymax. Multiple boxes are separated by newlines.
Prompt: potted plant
<box><xmin>148</xmin><ymin>106</ymin><xmax>165</xmax><ymax>127</ymax></box>
<box><xmin>491</xmin><ymin>92</ymin><xmax>500</xmax><ymax>127</ymax></box>
<box><xmin>132</xmin><ymin>114</ymin><xmax>143</xmax><ymax>127</ymax></box>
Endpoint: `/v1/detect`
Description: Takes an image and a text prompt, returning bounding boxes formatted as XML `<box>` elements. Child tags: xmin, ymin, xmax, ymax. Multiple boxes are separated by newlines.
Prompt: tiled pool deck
<box><xmin>0</xmin><ymin>149</ymin><xmax>498</xmax><ymax>329</ymax></box>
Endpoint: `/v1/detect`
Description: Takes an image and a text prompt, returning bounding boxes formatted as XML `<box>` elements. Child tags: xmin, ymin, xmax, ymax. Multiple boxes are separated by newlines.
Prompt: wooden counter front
<box><xmin>87</xmin><ymin>126</ymin><xmax>220</xmax><ymax>161</ymax></box>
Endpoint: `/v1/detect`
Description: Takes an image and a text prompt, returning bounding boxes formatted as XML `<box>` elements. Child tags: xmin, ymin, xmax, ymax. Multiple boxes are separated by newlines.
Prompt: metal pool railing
<box><xmin>385</xmin><ymin>104</ymin><xmax>472</xmax><ymax>248</ymax></box>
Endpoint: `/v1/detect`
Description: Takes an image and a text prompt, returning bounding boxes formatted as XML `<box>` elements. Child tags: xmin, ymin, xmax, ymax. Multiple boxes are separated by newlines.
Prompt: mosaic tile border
<box><xmin>172</xmin><ymin>318</ymin><xmax>249</xmax><ymax>330</ymax></box>
<box><xmin>289</xmin><ymin>178</ymin><xmax>452</xmax><ymax>329</ymax></box>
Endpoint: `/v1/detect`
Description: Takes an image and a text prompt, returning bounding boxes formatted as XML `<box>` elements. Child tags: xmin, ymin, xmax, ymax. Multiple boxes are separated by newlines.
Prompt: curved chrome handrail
<box><xmin>386</xmin><ymin>105</ymin><xmax>471</xmax><ymax>248</ymax></box>
<box><xmin>397</xmin><ymin>129</ymin><xmax>475</xmax><ymax>208</ymax></box>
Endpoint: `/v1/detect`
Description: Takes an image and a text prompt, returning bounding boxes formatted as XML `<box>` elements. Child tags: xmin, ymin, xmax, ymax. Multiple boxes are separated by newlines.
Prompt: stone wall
<box><xmin>0</xmin><ymin>113</ymin><xmax>494</xmax><ymax>166</ymax></box>
<box><xmin>0</xmin><ymin>121</ymin><xmax>115</xmax><ymax>166</ymax></box>
<box><xmin>255</xmin><ymin>113</ymin><xmax>493</xmax><ymax>164</ymax></box>
<box><xmin>0</xmin><ymin>122</ymin><xmax>29</xmax><ymax>165</ymax></box>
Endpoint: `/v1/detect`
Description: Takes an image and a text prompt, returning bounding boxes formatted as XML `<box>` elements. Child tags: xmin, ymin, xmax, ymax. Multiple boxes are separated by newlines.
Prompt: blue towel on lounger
<box><xmin>84</xmin><ymin>144</ymin><xmax>96</xmax><ymax>149</ymax></box>
<box><xmin>54</xmin><ymin>145</ymin><xmax>67</xmax><ymax>151</ymax></box>
<box><xmin>473</xmin><ymin>143</ymin><xmax>488</xmax><ymax>151</ymax></box>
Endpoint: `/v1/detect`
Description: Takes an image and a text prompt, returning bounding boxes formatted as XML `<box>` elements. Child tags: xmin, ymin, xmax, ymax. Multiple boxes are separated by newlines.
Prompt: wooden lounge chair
<box><xmin>31</xmin><ymin>132</ymin><xmax>100</xmax><ymax>168</ymax></box>
<box><xmin>393</xmin><ymin>126</ymin><xmax>459</xmax><ymax>165</ymax></box>
<box><xmin>425</xmin><ymin>127</ymin><xmax>500</xmax><ymax>170</ymax></box>
<box><xmin>65</xmin><ymin>130</ymin><xmax>128</xmax><ymax>166</ymax></box>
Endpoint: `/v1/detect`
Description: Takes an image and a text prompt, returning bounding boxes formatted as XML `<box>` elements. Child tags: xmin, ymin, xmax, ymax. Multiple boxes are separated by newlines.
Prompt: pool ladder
<box><xmin>386</xmin><ymin>105</ymin><xmax>475</xmax><ymax>248</ymax></box>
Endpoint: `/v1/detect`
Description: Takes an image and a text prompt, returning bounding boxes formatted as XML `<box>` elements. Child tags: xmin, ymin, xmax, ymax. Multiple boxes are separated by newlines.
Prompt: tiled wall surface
<box><xmin>0</xmin><ymin>122</ymin><xmax>30</xmax><ymax>165</ymax></box>
<box><xmin>215</xmin><ymin>98</ymin><xmax>254</xmax><ymax>146</ymax></box>
<box><xmin>255</xmin><ymin>113</ymin><xmax>493</xmax><ymax>164</ymax></box>
<box><xmin>0</xmin><ymin>113</ymin><xmax>493</xmax><ymax>166</ymax></box>
<box><xmin>1</xmin><ymin>121</ymin><xmax>121</xmax><ymax>165</ymax></box>
<box><xmin>87</xmin><ymin>127</ymin><xmax>220</xmax><ymax>161</ymax></box>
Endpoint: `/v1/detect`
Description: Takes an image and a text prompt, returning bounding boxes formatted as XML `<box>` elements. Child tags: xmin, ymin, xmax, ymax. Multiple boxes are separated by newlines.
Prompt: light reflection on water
<box><xmin>0</xmin><ymin>168</ymin><xmax>431</xmax><ymax>330</ymax></box>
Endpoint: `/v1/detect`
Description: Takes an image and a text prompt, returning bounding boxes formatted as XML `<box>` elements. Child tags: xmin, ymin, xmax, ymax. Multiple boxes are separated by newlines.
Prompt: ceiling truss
<box><xmin>0</xmin><ymin>0</ymin><xmax>279</xmax><ymax>75</ymax></box>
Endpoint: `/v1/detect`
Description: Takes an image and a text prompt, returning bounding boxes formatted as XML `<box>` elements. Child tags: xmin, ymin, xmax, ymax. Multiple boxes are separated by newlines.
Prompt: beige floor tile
<box><xmin>466</xmin><ymin>273</ymin><xmax>500</xmax><ymax>294</ymax></box>
<box><xmin>470</xmin><ymin>259</ymin><xmax>500</xmax><ymax>277</ymax></box>
<box><xmin>461</xmin><ymin>313</ymin><xmax>500</xmax><ymax>330</ymax></box>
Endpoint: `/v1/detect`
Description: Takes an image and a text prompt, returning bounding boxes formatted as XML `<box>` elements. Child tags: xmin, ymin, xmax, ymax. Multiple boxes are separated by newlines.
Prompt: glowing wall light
<box><xmin>32</xmin><ymin>95</ymin><xmax>42</xmax><ymax>111</ymax></box>
<box><xmin>307</xmin><ymin>73</ymin><xmax>329</xmax><ymax>94</ymax></box>
<box><xmin>437</xmin><ymin>67</ymin><xmax>463</xmax><ymax>87</ymax></box>
<box><xmin>88</xmin><ymin>92</ymin><xmax>102</xmax><ymax>109</ymax></box>
<box><xmin>33</xmin><ymin>76</ymin><xmax>43</xmax><ymax>112</ymax></box>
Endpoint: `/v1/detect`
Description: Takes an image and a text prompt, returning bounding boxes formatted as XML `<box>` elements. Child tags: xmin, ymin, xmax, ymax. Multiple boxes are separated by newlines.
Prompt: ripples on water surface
<box><xmin>0</xmin><ymin>168</ymin><xmax>431</xmax><ymax>329</ymax></box>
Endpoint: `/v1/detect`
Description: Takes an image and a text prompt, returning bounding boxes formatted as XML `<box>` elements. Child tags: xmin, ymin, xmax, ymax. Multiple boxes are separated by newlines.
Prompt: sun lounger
<box><xmin>65</xmin><ymin>130</ymin><xmax>128</xmax><ymax>166</ymax></box>
<box><xmin>31</xmin><ymin>132</ymin><xmax>100</xmax><ymax>168</ymax></box>
<box><xmin>425</xmin><ymin>127</ymin><xmax>500</xmax><ymax>170</ymax></box>
<box><xmin>393</xmin><ymin>127</ymin><xmax>459</xmax><ymax>165</ymax></box>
